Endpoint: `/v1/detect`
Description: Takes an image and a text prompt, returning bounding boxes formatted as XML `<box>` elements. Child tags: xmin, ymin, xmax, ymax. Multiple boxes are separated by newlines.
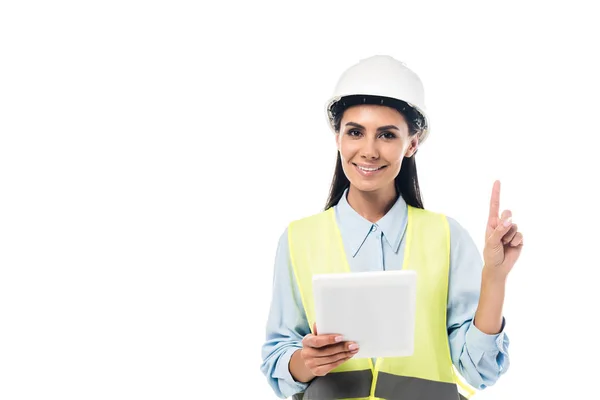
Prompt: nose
<box><xmin>360</xmin><ymin>137</ymin><xmax>379</xmax><ymax>160</ymax></box>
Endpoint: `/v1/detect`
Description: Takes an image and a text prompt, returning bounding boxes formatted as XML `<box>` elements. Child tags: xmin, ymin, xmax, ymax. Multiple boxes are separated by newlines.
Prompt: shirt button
<box><xmin>371</xmin><ymin>225</ymin><xmax>378</xmax><ymax>232</ymax></box>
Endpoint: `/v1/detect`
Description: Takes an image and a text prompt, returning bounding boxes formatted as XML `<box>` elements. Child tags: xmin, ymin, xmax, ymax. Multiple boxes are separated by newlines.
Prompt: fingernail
<box><xmin>335</xmin><ymin>336</ymin><xmax>344</xmax><ymax>342</ymax></box>
<box><xmin>348</xmin><ymin>344</ymin><xmax>358</xmax><ymax>351</ymax></box>
<box><xmin>503</xmin><ymin>218</ymin><xmax>512</xmax><ymax>227</ymax></box>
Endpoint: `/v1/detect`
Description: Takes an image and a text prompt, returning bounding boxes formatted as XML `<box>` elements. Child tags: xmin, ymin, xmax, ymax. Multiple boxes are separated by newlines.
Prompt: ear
<box><xmin>404</xmin><ymin>136</ymin><xmax>419</xmax><ymax>158</ymax></box>
<box><xmin>334</xmin><ymin>133</ymin><xmax>341</xmax><ymax>151</ymax></box>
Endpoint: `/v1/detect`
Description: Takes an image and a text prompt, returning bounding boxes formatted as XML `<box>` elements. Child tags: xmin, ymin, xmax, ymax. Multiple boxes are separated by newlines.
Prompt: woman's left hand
<box><xmin>482</xmin><ymin>180</ymin><xmax>524</xmax><ymax>277</ymax></box>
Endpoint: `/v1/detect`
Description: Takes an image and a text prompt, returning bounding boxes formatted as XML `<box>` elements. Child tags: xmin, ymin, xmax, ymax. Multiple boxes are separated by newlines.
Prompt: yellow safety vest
<box><xmin>288</xmin><ymin>205</ymin><xmax>477</xmax><ymax>400</ymax></box>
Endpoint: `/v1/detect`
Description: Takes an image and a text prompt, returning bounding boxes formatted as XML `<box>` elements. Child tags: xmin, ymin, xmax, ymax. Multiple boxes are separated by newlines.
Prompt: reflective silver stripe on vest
<box><xmin>293</xmin><ymin>370</ymin><xmax>373</xmax><ymax>400</ymax></box>
<box><xmin>375</xmin><ymin>372</ymin><xmax>461</xmax><ymax>400</ymax></box>
<box><xmin>291</xmin><ymin>371</ymin><xmax>465</xmax><ymax>400</ymax></box>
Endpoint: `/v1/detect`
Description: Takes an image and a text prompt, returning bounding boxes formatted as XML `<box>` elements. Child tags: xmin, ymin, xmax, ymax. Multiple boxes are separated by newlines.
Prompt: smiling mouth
<box><xmin>352</xmin><ymin>163</ymin><xmax>387</xmax><ymax>176</ymax></box>
<box><xmin>353</xmin><ymin>163</ymin><xmax>386</xmax><ymax>172</ymax></box>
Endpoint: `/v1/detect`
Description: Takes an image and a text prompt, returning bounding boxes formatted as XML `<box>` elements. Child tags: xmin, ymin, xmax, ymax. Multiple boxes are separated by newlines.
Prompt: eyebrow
<box><xmin>345</xmin><ymin>122</ymin><xmax>401</xmax><ymax>131</ymax></box>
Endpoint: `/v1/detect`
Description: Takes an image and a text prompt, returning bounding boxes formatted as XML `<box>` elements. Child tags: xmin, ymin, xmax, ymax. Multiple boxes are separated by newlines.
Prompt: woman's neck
<box><xmin>346</xmin><ymin>185</ymin><xmax>397</xmax><ymax>223</ymax></box>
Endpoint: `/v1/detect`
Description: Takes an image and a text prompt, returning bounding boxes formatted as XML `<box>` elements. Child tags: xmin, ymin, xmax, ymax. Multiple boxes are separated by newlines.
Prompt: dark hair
<box><xmin>324</xmin><ymin>95</ymin><xmax>427</xmax><ymax>210</ymax></box>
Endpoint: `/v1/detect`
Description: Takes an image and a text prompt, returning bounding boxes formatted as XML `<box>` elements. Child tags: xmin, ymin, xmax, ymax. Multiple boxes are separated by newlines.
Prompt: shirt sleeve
<box><xmin>446</xmin><ymin>216</ymin><xmax>511</xmax><ymax>390</ymax></box>
<box><xmin>260</xmin><ymin>227</ymin><xmax>311</xmax><ymax>399</ymax></box>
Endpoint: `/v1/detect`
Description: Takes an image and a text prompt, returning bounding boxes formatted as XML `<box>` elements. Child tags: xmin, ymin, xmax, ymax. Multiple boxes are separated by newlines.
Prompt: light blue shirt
<box><xmin>261</xmin><ymin>189</ymin><xmax>509</xmax><ymax>399</ymax></box>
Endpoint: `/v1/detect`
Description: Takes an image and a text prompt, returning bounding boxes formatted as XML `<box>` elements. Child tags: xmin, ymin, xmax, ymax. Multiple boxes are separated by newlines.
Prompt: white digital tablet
<box><xmin>312</xmin><ymin>270</ymin><xmax>417</xmax><ymax>359</ymax></box>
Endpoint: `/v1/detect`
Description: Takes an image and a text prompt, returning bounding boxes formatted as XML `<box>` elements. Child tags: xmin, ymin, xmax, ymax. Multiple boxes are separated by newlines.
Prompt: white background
<box><xmin>1</xmin><ymin>1</ymin><xmax>599</xmax><ymax>399</ymax></box>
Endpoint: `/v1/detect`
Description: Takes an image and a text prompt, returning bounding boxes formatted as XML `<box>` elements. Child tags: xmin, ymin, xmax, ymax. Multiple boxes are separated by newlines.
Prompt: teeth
<box><xmin>358</xmin><ymin>165</ymin><xmax>381</xmax><ymax>171</ymax></box>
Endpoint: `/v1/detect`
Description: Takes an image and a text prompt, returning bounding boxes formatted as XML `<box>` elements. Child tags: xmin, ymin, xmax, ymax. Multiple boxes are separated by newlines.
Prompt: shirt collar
<box><xmin>334</xmin><ymin>187</ymin><xmax>408</xmax><ymax>257</ymax></box>
<box><xmin>377</xmin><ymin>192</ymin><xmax>408</xmax><ymax>253</ymax></box>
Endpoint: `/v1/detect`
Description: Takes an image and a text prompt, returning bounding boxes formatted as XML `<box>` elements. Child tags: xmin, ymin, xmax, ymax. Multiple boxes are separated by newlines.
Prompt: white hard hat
<box><xmin>326</xmin><ymin>55</ymin><xmax>430</xmax><ymax>144</ymax></box>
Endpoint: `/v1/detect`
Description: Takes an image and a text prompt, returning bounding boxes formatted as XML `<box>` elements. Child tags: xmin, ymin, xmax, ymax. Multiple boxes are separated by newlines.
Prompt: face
<box><xmin>336</xmin><ymin>104</ymin><xmax>418</xmax><ymax>195</ymax></box>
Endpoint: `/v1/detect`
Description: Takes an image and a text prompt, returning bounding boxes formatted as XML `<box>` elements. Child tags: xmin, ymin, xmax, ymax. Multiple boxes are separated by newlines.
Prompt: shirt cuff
<box><xmin>274</xmin><ymin>346</ymin><xmax>308</xmax><ymax>392</ymax></box>
<box><xmin>466</xmin><ymin>316</ymin><xmax>508</xmax><ymax>353</ymax></box>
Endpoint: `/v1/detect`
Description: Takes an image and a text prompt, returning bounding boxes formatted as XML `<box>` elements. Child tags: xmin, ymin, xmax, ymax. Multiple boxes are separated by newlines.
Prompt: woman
<box><xmin>260</xmin><ymin>55</ymin><xmax>523</xmax><ymax>400</ymax></box>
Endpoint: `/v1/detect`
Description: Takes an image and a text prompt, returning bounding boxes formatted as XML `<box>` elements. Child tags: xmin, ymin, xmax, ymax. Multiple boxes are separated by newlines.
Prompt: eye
<box><xmin>347</xmin><ymin>129</ymin><xmax>362</xmax><ymax>137</ymax></box>
<box><xmin>379</xmin><ymin>131</ymin><xmax>397</xmax><ymax>139</ymax></box>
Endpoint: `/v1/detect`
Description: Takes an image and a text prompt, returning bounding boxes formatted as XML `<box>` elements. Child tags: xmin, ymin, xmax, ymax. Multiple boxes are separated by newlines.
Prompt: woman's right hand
<box><xmin>300</xmin><ymin>324</ymin><xmax>359</xmax><ymax>377</ymax></box>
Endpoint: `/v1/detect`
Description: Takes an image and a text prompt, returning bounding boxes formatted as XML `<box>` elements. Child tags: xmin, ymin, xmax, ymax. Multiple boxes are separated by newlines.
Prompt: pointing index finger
<box><xmin>488</xmin><ymin>180</ymin><xmax>501</xmax><ymax>225</ymax></box>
